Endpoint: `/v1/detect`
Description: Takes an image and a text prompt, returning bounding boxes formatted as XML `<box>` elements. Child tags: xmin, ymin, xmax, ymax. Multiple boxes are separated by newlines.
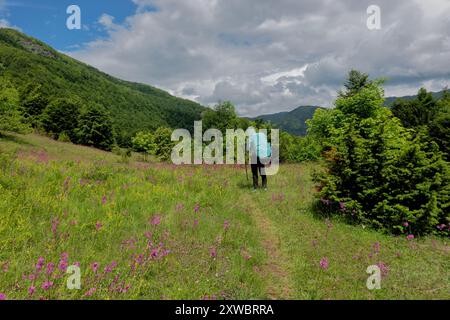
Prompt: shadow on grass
<box><xmin>0</xmin><ymin>132</ymin><xmax>34</xmax><ymax>146</ymax></box>
<box><xmin>237</xmin><ymin>180</ymin><xmax>252</xmax><ymax>190</ymax></box>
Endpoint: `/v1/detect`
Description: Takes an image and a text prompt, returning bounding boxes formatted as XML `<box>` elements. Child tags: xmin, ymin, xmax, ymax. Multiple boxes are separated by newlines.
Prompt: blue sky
<box><xmin>0</xmin><ymin>0</ymin><xmax>141</xmax><ymax>50</ymax></box>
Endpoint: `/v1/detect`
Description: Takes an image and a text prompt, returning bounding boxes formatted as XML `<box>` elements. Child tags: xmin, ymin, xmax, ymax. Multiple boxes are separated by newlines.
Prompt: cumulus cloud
<box><xmin>70</xmin><ymin>0</ymin><xmax>450</xmax><ymax>116</ymax></box>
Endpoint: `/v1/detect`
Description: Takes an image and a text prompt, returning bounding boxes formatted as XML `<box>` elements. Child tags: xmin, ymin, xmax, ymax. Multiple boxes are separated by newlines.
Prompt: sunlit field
<box><xmin>0</xmin><ymin>133</ymin><xmax>448</xmax><ymax>300</ymax></box>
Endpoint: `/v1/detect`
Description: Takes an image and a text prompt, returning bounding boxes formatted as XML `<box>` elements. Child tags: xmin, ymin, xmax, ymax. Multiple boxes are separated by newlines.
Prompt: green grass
<box><xmin>0</xmin><ymin>133</ymin><xmax>449</xmax><ymax>300</ymax></box>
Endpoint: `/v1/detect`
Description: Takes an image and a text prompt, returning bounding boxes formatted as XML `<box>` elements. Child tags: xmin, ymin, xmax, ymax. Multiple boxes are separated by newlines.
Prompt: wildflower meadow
<box><xmin>0</xmin><ymin>133</ymin><xmax>448</xmax><ymax>300</ymax></box>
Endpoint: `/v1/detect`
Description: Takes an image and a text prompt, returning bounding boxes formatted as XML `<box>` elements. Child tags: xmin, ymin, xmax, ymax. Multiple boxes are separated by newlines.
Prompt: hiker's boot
<box><xmin>253</xmin><ymin>176</ymin><xmax>258</xmax><ymax>190</ymax></box>
<box><xmin>262</xmin><ymin>176</ymin><xmax>267</xmax><ymax>190</ymax></box>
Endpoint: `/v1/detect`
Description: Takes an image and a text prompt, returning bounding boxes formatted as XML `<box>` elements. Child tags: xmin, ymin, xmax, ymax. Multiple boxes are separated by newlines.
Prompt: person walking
<box><xmin>247</xmin><ymin>127</ymin><xmax>271</xmax><ymax>191</ymax></box>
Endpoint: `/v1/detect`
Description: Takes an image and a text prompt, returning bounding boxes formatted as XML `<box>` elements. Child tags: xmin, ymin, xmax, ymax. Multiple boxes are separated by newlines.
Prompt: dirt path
<box><xmin>241</xmin><ymin>193</ymin><xmax>294</xmax><ymax>299</ymax></box>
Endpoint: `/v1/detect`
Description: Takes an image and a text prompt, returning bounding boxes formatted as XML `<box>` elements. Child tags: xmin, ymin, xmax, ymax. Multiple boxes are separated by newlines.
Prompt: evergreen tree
<box><xmin>76</xmin><ymin>103</ymin><xmax>115</xmax><ymax>151</ymax></box>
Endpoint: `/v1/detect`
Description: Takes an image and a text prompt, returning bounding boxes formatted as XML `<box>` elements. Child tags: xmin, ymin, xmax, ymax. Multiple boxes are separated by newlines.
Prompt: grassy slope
<box><xmin>0</xmin><ymin>133</ymin><xmax>449</xmax><ymax>300</ymax></box>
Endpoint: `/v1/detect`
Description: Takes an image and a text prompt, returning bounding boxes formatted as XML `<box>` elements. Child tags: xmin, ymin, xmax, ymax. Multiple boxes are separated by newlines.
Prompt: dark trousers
<box><xmin>251</xmin><ymin>157</ymin><xmax>267</xmax><ymax>189</ymax></box>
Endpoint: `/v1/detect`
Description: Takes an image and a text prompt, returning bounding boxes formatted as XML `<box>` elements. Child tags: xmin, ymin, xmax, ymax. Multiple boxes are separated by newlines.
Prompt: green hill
<box><xmin>0</xmin><ymin>28</ymin><xmax>205</xmax><ymax>144</ymax></box>
<box><xmin>252</xmin><ymin>106</ymin><xmax>322</xmax><ymax>136</ymax></box>
<box><xmin>384</xmin><ymin>90</ymin><xmax>446</xmax><ymax>106</ymax></box>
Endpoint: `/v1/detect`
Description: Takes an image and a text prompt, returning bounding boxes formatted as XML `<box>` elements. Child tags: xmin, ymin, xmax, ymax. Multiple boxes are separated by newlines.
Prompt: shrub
<box><xmin>314</xmin><ymin>72</ymin><xmax>450</xmax><ymax>236</ymax></box>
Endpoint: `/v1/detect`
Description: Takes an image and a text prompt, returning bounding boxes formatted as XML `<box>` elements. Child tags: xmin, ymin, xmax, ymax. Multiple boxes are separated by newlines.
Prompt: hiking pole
<box><xmin>245</xmin><ymin>145</ymin><xmax>249</xmax><ymax>185</ymax></box>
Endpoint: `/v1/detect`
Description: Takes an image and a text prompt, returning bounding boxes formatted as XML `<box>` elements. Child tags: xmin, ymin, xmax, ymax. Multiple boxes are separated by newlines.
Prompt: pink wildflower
<box><xmin>41</xmin><ymin>281</ymin><xmax>54</xmax><ymax>290</ymax></box>
<box><xmin>319</xmin><ymin>257</ymin><xmax>329</xmax><ymax>270</ymax></box>
<box><xmin>210</xmin><ymin>247</ymin><xmax>217</xmax><ymax>258</ymax></box>
<box><xmin>151</xmin><ymin>216</ymin><xmax>161</xmax><ymax>226</ymax></box>
<box><xmin>407</xmin><ymin>234</ymin><xmax>415</xmax><ymax>240</ymax></box>
<box><xmin>36</xmin><ymin>257</ymin><xmax>45</xmax><ymax>272</ymax></box>
<box><xmin>84</xmin><ymin>287</ymin><xmax>96</xmax><ymax>297</ymax></box>
<box><xmin>95</xmin><ymin>221</ymin><xmax>103</xmax><ymax>231</ymax></box>
<box><xmin>28</xmin><ymin>286</ymin><xmax>36</xmax><ymax>296</ymax></box>
<box><xmin>373</xmin><ymin>242</ymin><xmax>381</xmax><ymax>253</ymax></box>
<box><xmin>223</xmin><ymin>220</ymin><xmax>230</xmax><ymax>231</ymax></box>
<box><xmin>0</xmin><ymin>293</ymin><xmax>6</xmax><ymax>300</ymax></box>
<box><xmin>92</xmin><ymin>262</ymin><xmax>99</xmax><ymax>273</ymax></box>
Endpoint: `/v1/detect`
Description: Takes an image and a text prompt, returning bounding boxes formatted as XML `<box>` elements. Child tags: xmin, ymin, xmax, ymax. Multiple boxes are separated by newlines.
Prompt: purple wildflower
<box><xmin>319</xmin><ymin>257</ymin><xmax>329</xmax><ymax>270</ymax></box>
<box><xmin>28</xmin><ymin>286</ymin><xmax>36</xmax><ymax>296</ymax></box>
<box><xmin>210</xmin><ymin>247</ymin><xmax>217</xmax><ymax>258</ymax></box>
<box><xmin>41</xmin><ymin>281</ymin><xmax>54</xmax><ymax>290</ymax></box>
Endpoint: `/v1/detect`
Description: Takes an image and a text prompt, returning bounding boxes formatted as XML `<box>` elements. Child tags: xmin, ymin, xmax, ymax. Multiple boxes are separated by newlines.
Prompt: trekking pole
<box><xmin>245</xmin><ymin>143</ymin><xmax>249</xmax><ymax>186</ymax></box>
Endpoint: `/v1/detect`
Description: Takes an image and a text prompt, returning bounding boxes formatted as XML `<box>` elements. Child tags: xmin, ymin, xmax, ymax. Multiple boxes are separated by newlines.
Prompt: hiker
<box><xmin>247</xmin><ymin>127</ymin><xmax>271</xmax><ymax>191</ymax></box>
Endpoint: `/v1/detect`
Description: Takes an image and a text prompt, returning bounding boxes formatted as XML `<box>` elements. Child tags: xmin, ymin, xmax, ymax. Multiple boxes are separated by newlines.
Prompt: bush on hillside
<box><xmin>314</xmin><ymin>71</ymin><xmax>450</xmax><ymax>236</ymax></box>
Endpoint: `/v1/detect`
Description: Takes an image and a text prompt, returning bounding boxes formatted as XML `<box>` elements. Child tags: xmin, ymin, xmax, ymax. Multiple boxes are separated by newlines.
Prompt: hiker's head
<box><xmin>246</xmin><ymin>127</ymin><xmax>256</xmax><ymax>137</ymax></box>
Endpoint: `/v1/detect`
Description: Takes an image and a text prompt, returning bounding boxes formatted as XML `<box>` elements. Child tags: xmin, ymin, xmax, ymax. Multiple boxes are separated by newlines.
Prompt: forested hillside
<box><xmin>0</xmin><ymin>28</ymin><xmax>205</xmax><ymax>145</ymax></box>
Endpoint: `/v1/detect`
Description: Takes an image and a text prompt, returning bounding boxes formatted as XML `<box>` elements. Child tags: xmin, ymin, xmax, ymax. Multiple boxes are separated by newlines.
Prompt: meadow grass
<box><xmin>0</xmin><ymin>133</ymin><xmax>448</xmax><ymax>300</ymax></box>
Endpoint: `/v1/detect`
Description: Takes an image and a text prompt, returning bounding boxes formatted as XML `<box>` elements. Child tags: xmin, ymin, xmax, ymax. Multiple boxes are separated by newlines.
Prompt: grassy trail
<box><xmin>0</xmin><ymin>133</ymin><xmax>449</xmax><ymax>300</ymax></box>
<box><xmin>242</xmin><ymin>193</ymin><xmax>294</xmax><ymax>299</ymax></box>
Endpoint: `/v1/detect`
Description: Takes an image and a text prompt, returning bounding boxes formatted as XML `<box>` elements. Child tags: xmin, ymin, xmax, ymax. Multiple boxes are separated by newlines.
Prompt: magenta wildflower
<box><xmin>0</xmin><ymin>293</ymin><xmax>6</xmax><ymax>300</ymax></box>
<box><xmin>319</xmin><ymin>257</ymin><xmax>329</xmax><ymax>270</ymax></box>
<box><xmin>150</xmin><ymin>248</ymin><xmax>159</xmax><ymax>258</ymax></box>
<box><xmin>151</xmin><ymin>216</ymin><xmax>161</xmax><ymax>226</ymax></box>
<box><xmin>144</xmin><ymin>231</ymin><xmax>152</xmax><ymax>240</ymax></box>
<box><xmin>58</xmin><ymin>260</ymin><xmax>68</xmax><ymax>272</ymax></box>
<box><xmin>61</xmin><ymin>252</ymin><xmax>69</xmax><ymax>260</ymax></box>
<box><xmin>84</xmin><ymin>287</ymin><xmax>96</xmax><ymax>297</ymax></box>
<box><xmin>46</xmin><ymin>263</ymin><xmax>55</xmax><ymax>275</ymax></box>
<box><xmin>373</xmin><ymin>242</ymin><xmax>381</xmax><ymax>253</ymax></box>
<box><xmin>104</xmin><ymin>261</ymin><xmax>117</xmax><ymax>273</ymax></box>
<box><xmin>407</xmin><ymin>234</ymin><xmax>415</xmax><ymax>240</ymax></box>
<box><xmin>92</xmin><ymin>262</ymin><xmax>99</xmax><ymax>273</ymax></box>
<box><xmin>223</xmin><ymin>220</ymin><xmax>230</xmax><ymax>231</ymax></box>
<box><xmin>41</xmin><ymin>281</ymin><xmax>54</xmax><ymax>290</ymax></box>
<box><xmin>193</xmin><ymin>219</ymin><xmax>199</xmax><ymax>227</ymax></box>
<box><xmin>36</xmin><ymin>257</ymin><xmax>45</xmax><ymax>272</ymax></box>
<box><xmin>377</xmin><ymin>262</ymin><xmax>389</xmax><ymax>278</ymax></box>
<box><xmin>28</xmin><ymin>286</ymin><xmax>36</xmax><ymax>296</ymax></box>
<box><xmin>437</xmin><ymin>224</ymin><xmax>446</xmax><ymax>231</ymax></box>
<box><xmin>51</xmin><ymin>217</ymin><xmax>59</xmax><ymax>237</ymax></box>
<box><xmin>403</xmin><ymin>222</ymin><xmax>409</xmax><ymax>227</ymax></box>
<box><xmin>95</xmin><ymin>221</ymin><xmax>103</xmax><ymax>231</ymax></box>
<box><xmin>210</xmin><ymin>247</ymin><xmax>217</xmax><ymax>258</ymax></box>
<box><xmin>101</xmin><ymin>195</ymin><xmax>107</xmax><ymax>205</ymax></box>
<box><xmin>194</xmin><ymin>204</ymin><xmax>200</xmax><ymax>213</ymax></box>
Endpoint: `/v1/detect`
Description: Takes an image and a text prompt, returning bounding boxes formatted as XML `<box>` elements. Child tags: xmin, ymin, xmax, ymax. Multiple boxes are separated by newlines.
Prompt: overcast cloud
<box><xmin>70</xmin><ymin>0</ymin><xmax>450</xmax><ymax>116</ymax></box>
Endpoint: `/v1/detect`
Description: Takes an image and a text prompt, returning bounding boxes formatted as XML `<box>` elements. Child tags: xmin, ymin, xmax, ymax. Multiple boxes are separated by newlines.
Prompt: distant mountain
<box><xmin>384</xmin><ymin>90</ymin><xmax>446</xmax><ymax>106</ymax></box>
<box><xmin>251</xmin><ymin>106</ymin><xmax>322</xmax><ymax>136</ymax></box>
<box><xmin>252</xmin><ymin>89</ymin><xmax>447</xmax><ymax>136</ymax></box>
<box><xmin>0</xmin><ymin>28</ymin><xmax>205</xmax><ymax>143</ymax></box>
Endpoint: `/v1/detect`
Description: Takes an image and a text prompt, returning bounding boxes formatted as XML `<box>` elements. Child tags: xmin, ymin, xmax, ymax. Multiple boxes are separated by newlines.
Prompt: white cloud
<box><xmin>70</xmin><ymin>0</ymin><xmax>450</xmax><ymax>117</ymax></box>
